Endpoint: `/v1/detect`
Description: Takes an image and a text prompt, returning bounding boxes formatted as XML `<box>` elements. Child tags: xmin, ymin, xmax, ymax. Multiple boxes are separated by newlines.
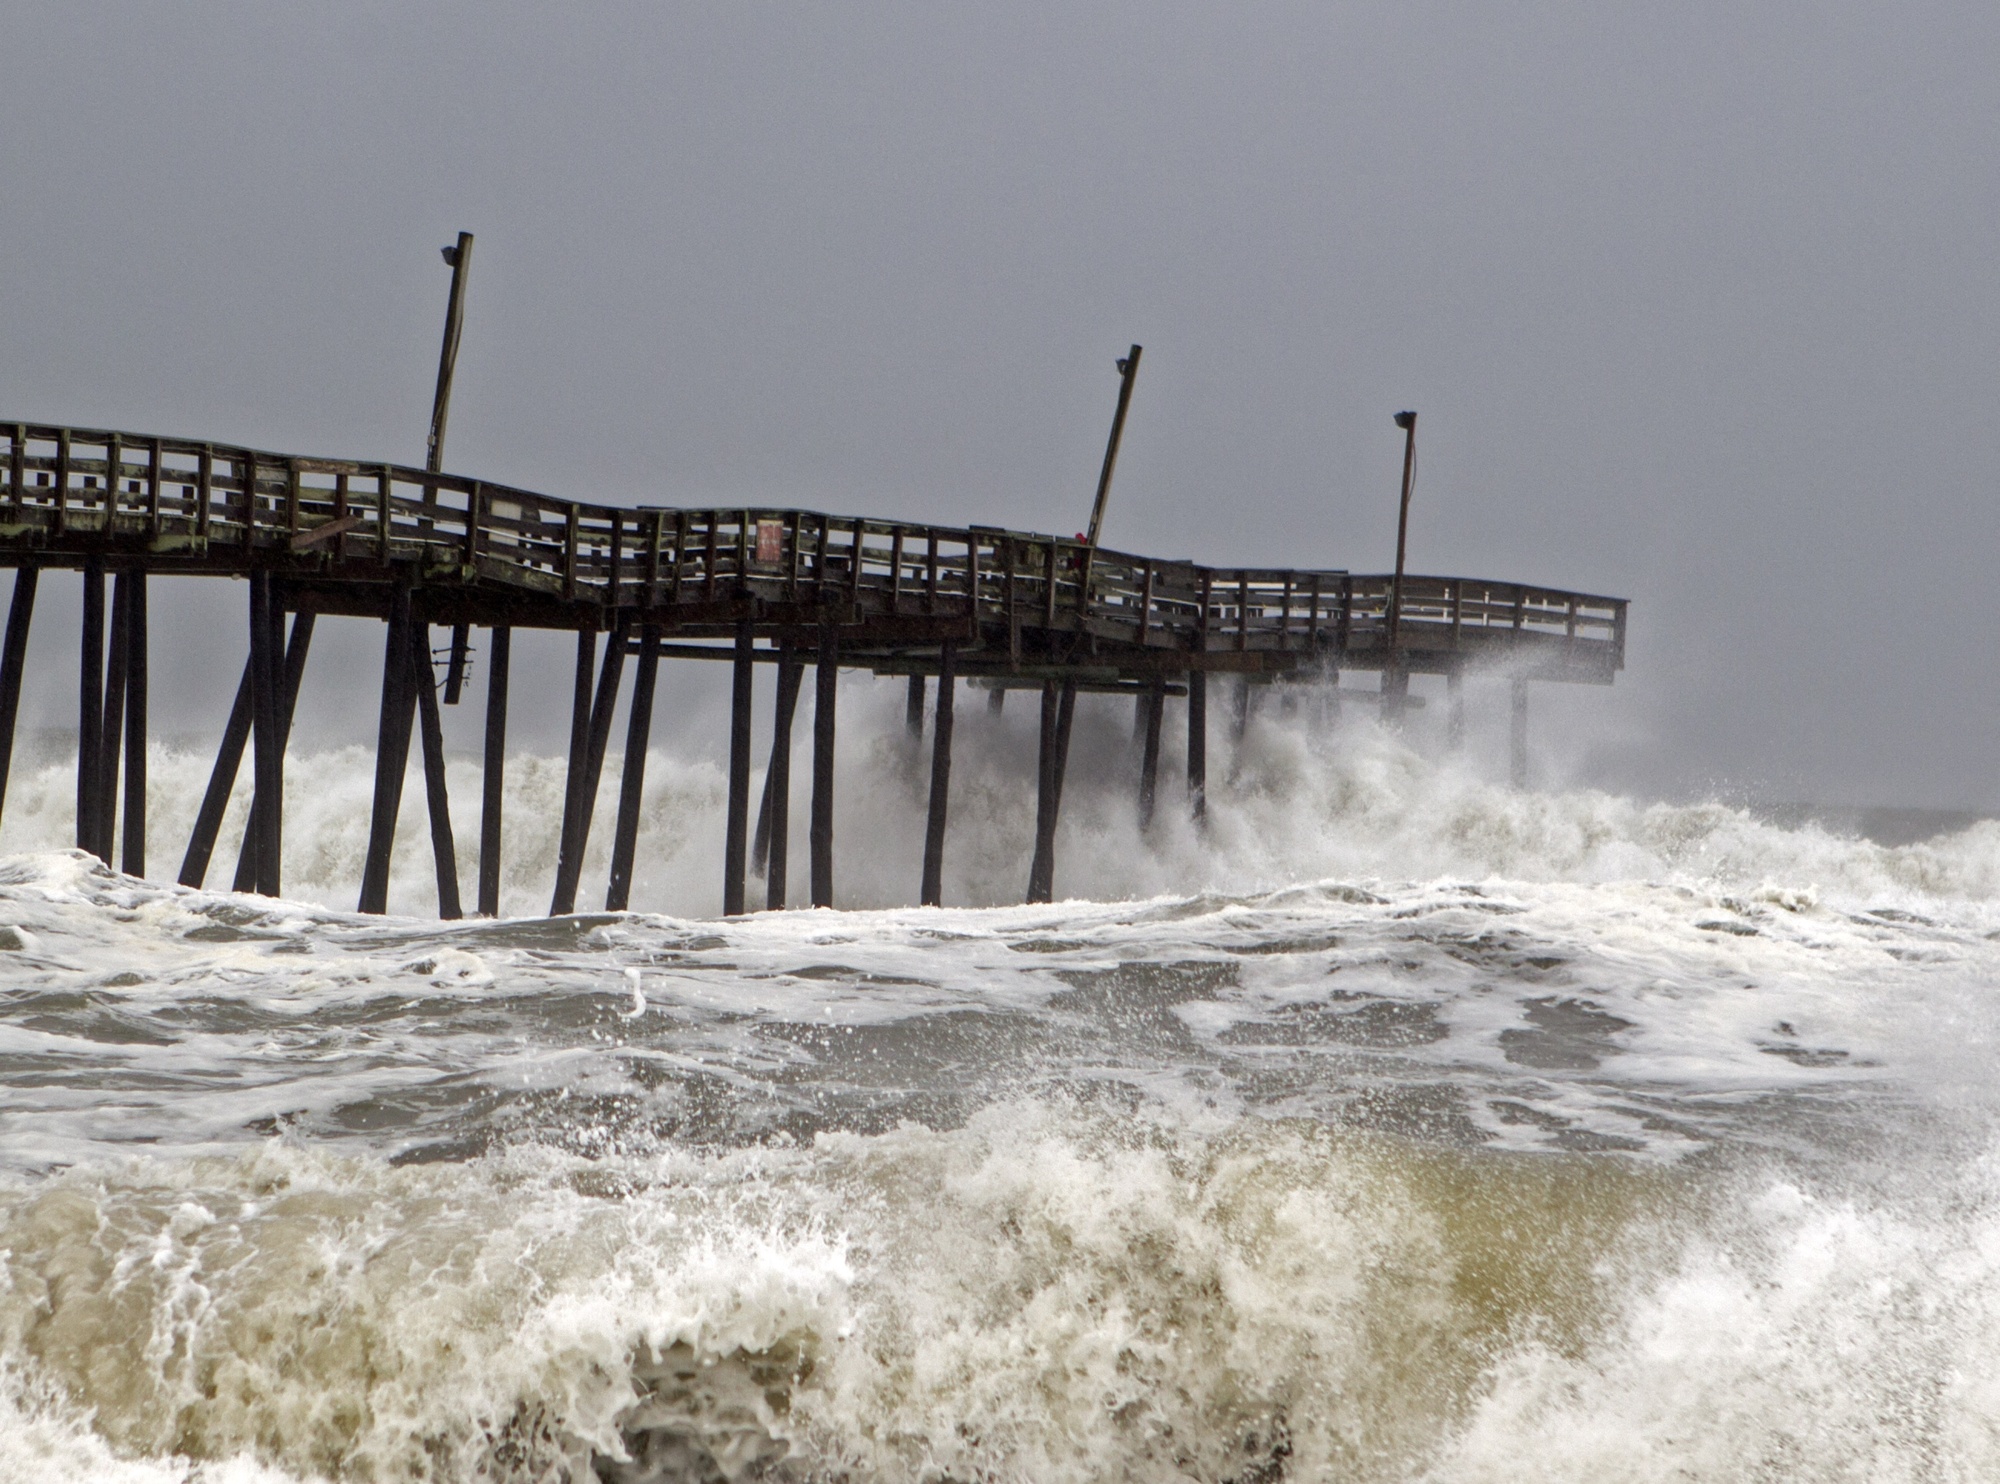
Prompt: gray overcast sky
<box><xmin>3</xmin><ymin>2</ymin><xmax>1996</xmax><ymax>809</ymax></box>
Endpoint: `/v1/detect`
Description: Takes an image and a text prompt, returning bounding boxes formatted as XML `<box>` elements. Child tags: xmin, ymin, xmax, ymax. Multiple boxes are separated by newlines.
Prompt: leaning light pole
<box><xmin>1384</xmin><ymin>408</ymin><xmax>1417</xmax><ymax>722</ymax></box>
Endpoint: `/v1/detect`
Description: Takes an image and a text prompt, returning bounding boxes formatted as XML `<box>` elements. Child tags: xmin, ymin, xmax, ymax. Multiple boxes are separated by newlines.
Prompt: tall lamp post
<box><xmin>1385</xmin><ymin>409</ymin><xmax>1417</xmax><ymax>720</ymax></box>
<box><xmin>431</xmin><ymin>233</ymin><xmax>475</xmax><ymax>703</ymax></box>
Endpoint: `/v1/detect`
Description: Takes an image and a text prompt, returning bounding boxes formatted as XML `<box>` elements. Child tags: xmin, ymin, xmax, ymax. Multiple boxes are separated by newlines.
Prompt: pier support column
<box><xmin>1137</xmin><ymin>680</ymin><xmax>1164</xmax><ymax>831</ymax></box>
<box><xmin>1187</xmin><ymin>670</ymin><xmax>1208</xmax><ymax>824</ymax></box>
<box><xmin>246</xmin><ymin>573</ymin><xmax>283</xmax><ymax>896</ymax></box>
<box><xmin>232</xmin><ymin>608</ymin><xmax>315</xmax><ymax>895</ymax></box>
<box><xmin>0</xmin><ymin>567</ymin><xmax>38</xmax><ymax>831</ymax></box>
<box><xmin>1510</xmin><ymin>677</ymin><xmax>1530</xmax><ymax>788</ymax></box>
<box><xmin>605</xmin><ymin>622</ymin><xmax>660</xmax><ymax>912</ymax></box>
<box><xmin>1228</xmin><ymin>676</ymin><xmax>1254</xmax><ymax>784</ymax></box>
<box><xmin>988</xmin><ymin>687</ymin><xmax>1004</xmax><ymax>716</ymax></box>
<box><xmin>810</xmin><ymin>621</ymin><xmax>837</xmax><ymax>908</ymax></box>
<box><xmin>358</xmin><ymin>583</ymin><xmax>416</xmax><ymax>914</ymax></box>
<box><xmin>97</xmin><ymin>573</ymin><xmax>132</xmax><ymax>864</ymax></box>
<box><xmin>920</xmin><ymin>642</ymin><xmax>955</xmax><ymax>906</ymax></box>
<box><xmin>1381</xmin><ymin>663</ymin><xmax>1409</xmax><ymax>728</ymax></box>
<box><xmin>906</xmin><ymin>674</ymin><xmax>926</xmax><ymax>740</ymax></box>
<box><xmin>188</xmin><ymin>612</ymin><xmax>311</xmax><ymax>891</ymax></box>
<box><xmin>1026</xmin><ymin>680</ymin><xmax>1075</xmax><ymax>904</ymax></box>
<box><xmin>724</xmin><ymin>614</ymin><xmax>755</xmax><ymax>917</ymax></box>
<box><xmin>443</xmin><ymin>622</ymin><xmax>470</xmax><ymax>704</ymax></box>
<box><xmin>412</xmin><ymin>621</ymin><xmax>462</xmax><ymax>919</ymax></box>
<box><xmin>1447</xmin><ymin>666</ymin><xmax>1465</xmax><ymax>752</ymax></box>
<box><xmin>753</xmin><ymin>642</ymin><xmax>803</xmax><ymax>910</ymax></box>
<box><xmin>120</xmin><ymin>574</ymin><xmax>147</xmax><ymax>877</ymax></box>
<box><xmin>477</xmin><ymin>625</ymin><xmax>510</xmax><ymax>916</ymax></box>
<box><xmin>77</xmin><ymin>559</ymin><xmax>104</xmax><ymax>858</ymax></box>
<box><xmin>551</xmin><ymin>616</ymin><xmax>629</xmax><ymax>916</ymax></box>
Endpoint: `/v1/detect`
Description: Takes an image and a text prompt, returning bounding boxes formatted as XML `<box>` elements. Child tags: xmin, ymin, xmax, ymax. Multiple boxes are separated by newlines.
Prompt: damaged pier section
<box><xmin>0</xmin><ymin>422</ymin><xmax>1627</xmax><ymax>916</ymax></box>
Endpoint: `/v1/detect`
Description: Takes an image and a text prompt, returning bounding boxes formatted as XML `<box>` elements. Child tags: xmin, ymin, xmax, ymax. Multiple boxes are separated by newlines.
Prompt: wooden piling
<box><xmin>246</xmin><ymin>574</ymin><xmax>283</xmax><ymax>895</ymax></box>
<box><xmin>443</xmin><ymin>622</ymin><xmax>470</xmax><ymax>704</ymax></box>
<box><xmin>724</xmin><ymin>613</ymin><xmax>755</xmax><ymax>916</ymax></box>
<box><xmin>1228</xmin><ymin>675</ymin><xmax>1252</xmax><ymax>783</ymax></box>
<box><xmin>477</xmin><ymin>625</ymin><xmax>510</xmax><ymax>916</ymax></box>
<box><xmin>549</xmin><ymin>627</ymin><xmax>597</xmax><ymax>914</ymax></box>
<box><xmin>1510</xmin><ymin>677</ymin><xmax>1529</xmax><ymax>787</ymax></box>
<box><xmin>411</xmin><ymin>622</ymin><xmax>462</xmax><ymax>919</ymax></box>
<box><xmin>77</xmin><ymin>560</ymin><xmax>104</xmax><ymax>857</ymax></box>
<box><xmin>233</xmin><ymin>607</ymin><xmax>314</xmax><ymax>894</ymax></box>
<box><xmin>182</xmin><ymin>669</ymin><xmax>253</xmax><ymax>888</ymax></box>
<box><xmin>358</xmin><ymin>583</ymin><xmax>415</xmax><ymax>914</ymax></box>
<box><xmin>551</xmin><ymin>616</ymin><xmax>629</xmax><ymax>916</ymax></box>
<box><xmin>97</xmin><ymin>574</ymin><xmax>131</xmax><ymax>863</ymax></box>
<box><xmin>920</xmin><ymin>641</ymin><xmax>955</xmax><ymax>906</ymax></box>
<box><xmin>1447</xmin><ymin>666</ymin><xmax>1465</xmax><ymax>751</ymax></box>
<box><xmin>1137</xmin><ymin>680</ymin><xmax>1164</xmax><ymax>830</ymax></box>
<box><xmin>1027</xmin><ymin>681</ymin><xmax>1060</xmax><ymax>903</ymax></box>
<box><xmin>905</xmin><ymin>674</ymin><xmax>925</xmax><ymax>739</ymax></box>
<box><xmin>1187</xmin><ymin>670</ymin><xmax>1208</xmax><ymax>823</ymax></box>
<box><xmin>1381</xmin><ymin>663</ymin><xmax>1409</xmax><ymax>727</ymax></box>
<box><xmin>605</xmin><ymin>621</ymin><xmax>660</xmax><ymax>912</ymax></box>
<box><xmin>988</xmin><ymin>687</ymin><xmax>1004</xmax><ymax>715</ymax></box>
<box><xmin>810</xmin><ymin>621</ymin><xmax>837</xmax><ymax>908</ymax></box>
<box><xmin>753</xmin><ymin>641</ymin><xmax>802</xmax><ymax>909</ymax></box>
<box><xmin>1051</xmin><ymin>680</ymin><xmax>1076</xmax><ymax>815</ymax></box>
<box><xmin>120</xmin><ymin>573</ymin><xmax>146</xmax><ymax>877</ymax></box>
<box><xmin>0</xmin><ymin>567</ymin><xmax>38</xmax><ymax>830</ymax></box>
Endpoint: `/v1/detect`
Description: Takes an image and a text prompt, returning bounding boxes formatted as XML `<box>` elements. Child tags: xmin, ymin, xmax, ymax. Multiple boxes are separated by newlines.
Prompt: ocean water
<box><xmin>3</xmin><ymin>680</ymin><xmax>2000</xmax><ymax>1481</ymax></box>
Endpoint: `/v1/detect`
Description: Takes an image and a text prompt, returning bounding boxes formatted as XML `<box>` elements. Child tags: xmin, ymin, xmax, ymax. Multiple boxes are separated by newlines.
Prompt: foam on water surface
<box><xmin>1</xmin><ymin>699</ymin><xmax>1997</xmax><ymax>1480</ymax></box>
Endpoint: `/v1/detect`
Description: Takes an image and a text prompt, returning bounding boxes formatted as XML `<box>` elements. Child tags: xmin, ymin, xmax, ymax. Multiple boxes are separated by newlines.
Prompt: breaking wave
<box><xmin>2</xmin><ymin>680</ymin><xmax>1998</xmax><ymax>1481</ymax></box>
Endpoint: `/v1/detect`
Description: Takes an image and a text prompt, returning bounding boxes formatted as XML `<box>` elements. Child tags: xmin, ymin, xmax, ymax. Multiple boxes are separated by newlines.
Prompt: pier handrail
<box><xmin>0</xmin><ymin>422</ymin><xmax>1626</xmax><ymax>666</ymax></box>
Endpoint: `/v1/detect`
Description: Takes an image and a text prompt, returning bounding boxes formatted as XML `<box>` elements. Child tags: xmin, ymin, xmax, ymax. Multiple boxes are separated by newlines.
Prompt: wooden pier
<box><xmin>0</xmin><ymin>420</ymin><xmax>1627</xmax><ymax>916</ymax></box>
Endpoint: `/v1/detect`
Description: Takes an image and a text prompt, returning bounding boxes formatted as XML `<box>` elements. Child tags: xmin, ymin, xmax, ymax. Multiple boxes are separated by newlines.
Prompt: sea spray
<box><xmin>0</xmin><ymin>679</ymin><xmax>1996</xmax><ymax>918</ymax></box>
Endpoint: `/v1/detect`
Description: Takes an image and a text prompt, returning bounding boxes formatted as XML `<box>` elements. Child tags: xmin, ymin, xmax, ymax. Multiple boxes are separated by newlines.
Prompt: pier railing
<box><xmin>0</xmin><ymin>422</ymin><xmax>1625</xmax><ymax>669</ymax></box>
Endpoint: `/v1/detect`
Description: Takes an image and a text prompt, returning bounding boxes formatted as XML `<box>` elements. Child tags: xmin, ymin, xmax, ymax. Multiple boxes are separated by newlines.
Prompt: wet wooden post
<box><xmin>724</xmin><ymin>613</ymin><xmax>756</xmax><ymax>916</ymax></box>
<box><xmin>754</xmin><ymin>640</ymin><xmax>802</xmax><ymax>910</ymax></box>
<box><xmin>1381</xmin><ymin>665</ymin><xmax>1409</xmax><ymax>727</ymax></box>
<box><xmin>186</xmin><ymin>613</ymin><xmax>311</xmax><ymax>890</ymax></box>
<box><xmin>1447</xmin><ymin>666</ymin><xmax>1466</xmax><ymax>751</ymax></box>
<box><xmin>920</xmin><ymin>641</ymin><xmax>955</xmax><ymax>906</ymax></box>
<box><xmin>358</xmin><ymin>583</ymin><xmax>416</xmax><ymax>914</ymax></box>
<box><xmin>549</xmin><ymin>627</ymin><xmax>597</xmax><ymax>913</ymax></box>
<box><xmin>1511</xmin><ymin>677</ymin><xmax>1529</xmax><ymax>788</ymax></box>
<box><xmin>810</xmin><ymin>620</ymin><xmax>838</xmax><ymax>908</ymax></box>
<box><xmin>905</xmin><ymin>674</ymin><xmax>925</xmax><ymax>739</ymax></box>
<box><xmin>988</xmin><ymin>686</ymin><xmax>1005</xmax><ymax>715</ymax></box>
<box><xmin>411</xmin><ymin>621</ymin><xmax>463</xmax><ymax>918</ymax></box>
<box><xmin>1137</xmin><ymin>680</ymin><xmax>1164</xmax><ymax>830</ymax></box>
<box><xmin>477</xmin><ymin>625</ymin><xmax>510</xmax><ymax>916</ymax></box>
<box><xmin>232</xmin><ymin>607</ymin><xmax>315</xmax><ymax>893</ymax></box>
<box><xmin>119</xmin><ymin>572</ymin><xmax>146</xmax><ymax>877</ymax></box>
<box><xmin>232</xmin><ymin>590</ymin><xmax>278</xmax><ymax>892</ymax></box>
<box><xmin>1187</xmin><ymin>669</ymin><xmax>1208</xmax><ymax>822</ymax></box>
<box><xmin>77</xmin><ymin>559</ymin><xmax>104</xmax><ymax>857</ymax></box>
<box><xmin>1052</xmin><ymin>680</ymin><xmax>1077</xmax><ymax>811</ymax></box>
<box><xmin>1228</xmin><ymin>674</ymin><xmax>1253</xmax><ymax>782</ymax></box>
<box><xmin>246</xmin><ymin>573</ymin><xmax>283</xmax><ymax>896</ymax></box>
<box><xmin>0</xmin><ymin>567</ymin><xmax>38</xmax><ymax>828</ymax></box>
<box><xmin>97</xmin><ymin>573</ymin><xmax>131</xmax><ymax>863</ymax></box>
<box><xmin>551</xmin><ymin>616</ymin><xmax>628</xmax><ymax>915</ymax></box>
<box><xmin>605</xmin><ymin>621</ymin><xmax>660</xmax><ymax>912</ymax></box>
<box><xmin>1026</xmin><ymin>680</ymin><xmax>1076</xmax><ymax>903</ymax></box>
